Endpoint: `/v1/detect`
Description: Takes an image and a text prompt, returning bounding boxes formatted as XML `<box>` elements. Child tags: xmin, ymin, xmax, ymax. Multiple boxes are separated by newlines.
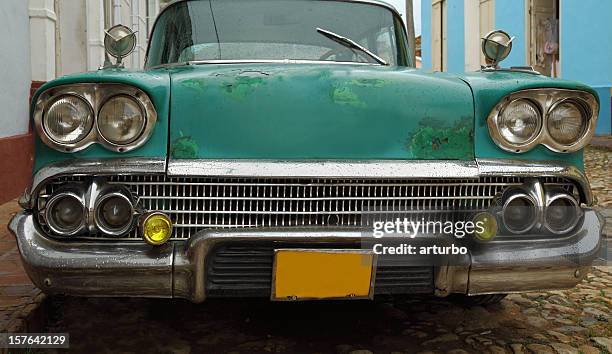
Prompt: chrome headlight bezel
<box><xmin>34</xmin><ymin>83</ymin><xmax>157</xmax><ymax>153</ymax></box>
<box><xmin>487</xmin><ymin>89</ymin><xmax>599</xmax><ymax>153</ymax></box>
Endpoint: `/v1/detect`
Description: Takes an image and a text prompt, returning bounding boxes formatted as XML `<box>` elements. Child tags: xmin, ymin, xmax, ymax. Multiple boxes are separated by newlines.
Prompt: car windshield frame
<box><xmin>144</xmin><ymin>0</ymin><xmax>412</xmax><ymax>68</ymax></box>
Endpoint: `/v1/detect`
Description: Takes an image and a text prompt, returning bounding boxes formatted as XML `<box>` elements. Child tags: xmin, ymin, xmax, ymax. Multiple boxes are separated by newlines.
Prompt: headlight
<box><xmin>498</xmin><ymin>99</ymin><xmax>541</xmax><ymax>145</ymax></box>
<box><xmin>45</xmin><ymin>192</ymin><xmax>86</xmax><ymax>236</ymax></box>
<box><xmin>94</xmin><ymin>190</ymin><xmax>135</xmax><ymax>236</ymax></box>
<box><xmin>34</xmin><ymin>84</ymin><xmax>157</xmax><ymax>153</ymax></box>
<box><xmin>501</xmin><ymin>192</ymin><xmax>538</xmax><ymax>234</ymax></box>
<box><xmin>544</xmin><ymin>193</ymin><xmax>580</xmax><ymax>234</ymax></box>
<box><xmin>547</xmin><ymin>100</ymin><xmax>587</xmax><ymax>145</ymax></box>
<box><xmin>97</xmin><ymin>95</ymin><xmax>146</xmax><ymax>145</ymax></box>
<box><xmin>488</xmin><ymin>89</ymin><xmax>598</xmax><ymax>153</ymax></box>
<box><xmin>43</xmin><ymin>95</ymin><xmax>93</xmax><ymax>144</ymax></box>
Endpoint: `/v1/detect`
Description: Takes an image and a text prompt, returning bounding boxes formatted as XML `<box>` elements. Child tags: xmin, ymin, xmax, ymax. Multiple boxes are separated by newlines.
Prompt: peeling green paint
<box><xmin>407</xmin><ymin>117</ymin><xmax>474</xmax><ymax>159</ymax></box>
<box><xmin>181</xmin><ymin>78</ymin><xmax>208</xmax><ymax>92</ymax></box>
<box><xmin>351</xmin><ymin>78</ymin><xmax>386</xmax><ymax>87</ymax></box>
<box><xmin>330</xmin><ymin>85</ymin><xmax>366</xmax><ymax>108</ymax></box>
<box><xmin>171</xmin><ymin>134</ymin><xmax>199</xmax><ymax>159</ymax></box>
<box><xmin>221</xmin><ymin>72</ymin><xmax>268</xmax><ymax>99</ymax></box>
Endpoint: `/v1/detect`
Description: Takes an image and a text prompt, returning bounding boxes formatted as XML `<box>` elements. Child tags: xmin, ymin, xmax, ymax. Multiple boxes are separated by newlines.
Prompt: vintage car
<box><xmin>9</xmin><ymin>0</ymin><xmax>603</xmax><ymax>304</ymax></box>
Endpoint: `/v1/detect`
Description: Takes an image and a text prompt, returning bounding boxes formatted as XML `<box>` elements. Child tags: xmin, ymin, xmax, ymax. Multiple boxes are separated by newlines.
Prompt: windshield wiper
<box><xmin>316</xmin><ymin>27</ymin><xmax>388</xmax><ymax>65</ymax></box>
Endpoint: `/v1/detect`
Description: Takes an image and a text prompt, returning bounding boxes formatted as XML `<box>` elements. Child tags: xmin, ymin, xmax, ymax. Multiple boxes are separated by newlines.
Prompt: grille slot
<box><xmin>36</xmin><ymin>175</ymin><xmax>578</xmax><ymax>240</ymax></box>
<box><xmin>206</xmin><ymin>243</ymin><xmax>435</xmax><ymax>297</ymax></box>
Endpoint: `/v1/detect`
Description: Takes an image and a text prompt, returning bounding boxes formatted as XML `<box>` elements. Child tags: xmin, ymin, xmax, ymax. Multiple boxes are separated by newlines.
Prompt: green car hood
<box><xmin>168</xmin><ymin>64</ymin><xmax>475</xmax><ymax>160</ymax></box>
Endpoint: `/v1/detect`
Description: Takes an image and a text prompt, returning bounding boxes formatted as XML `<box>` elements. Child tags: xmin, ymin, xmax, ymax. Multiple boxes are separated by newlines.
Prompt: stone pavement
<box><xmin>0</xmin><ymin>200</ymin><xmax>45</xmax><ymax>333</ymax></box>
<box><xmin>41</xmin><ymin>268</ymin><xmax>612</xmax><ymax>354</ymax></box>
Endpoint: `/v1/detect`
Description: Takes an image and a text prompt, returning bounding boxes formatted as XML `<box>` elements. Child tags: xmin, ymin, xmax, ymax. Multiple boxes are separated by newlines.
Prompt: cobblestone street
<box><xmin>0</xmin><ymin>147</ymin><xmax>610</xmax><ymax>354</ymax></box>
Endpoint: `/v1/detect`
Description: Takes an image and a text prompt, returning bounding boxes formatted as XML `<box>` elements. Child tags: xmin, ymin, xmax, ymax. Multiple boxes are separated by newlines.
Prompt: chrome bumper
<box><xmin>9</xmin><ymin>209</ymin><xmax>603</xmax><ymax>302</ymax></box>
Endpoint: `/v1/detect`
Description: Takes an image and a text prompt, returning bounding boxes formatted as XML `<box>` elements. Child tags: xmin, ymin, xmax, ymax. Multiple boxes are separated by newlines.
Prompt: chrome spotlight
<box><xmin>104</xmin><ymin>24</ymin><xmax>136</xmax><ymax>67</ymax></box>
<box><xmin>94</xmin><ymin>188</ymin><xmax>135</xmax><ymax>236</ymax></box>
<box><xmin>481</xmin><ymin>30</ymin><xmax>514</xmax><ymax>68</ymax></box>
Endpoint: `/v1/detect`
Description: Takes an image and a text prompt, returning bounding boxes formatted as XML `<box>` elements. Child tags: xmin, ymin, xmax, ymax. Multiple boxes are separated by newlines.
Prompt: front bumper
<box><xmin>9</xmin><ymin>209</ymin><xmax>603</xmax><ymax>302</ymax></box>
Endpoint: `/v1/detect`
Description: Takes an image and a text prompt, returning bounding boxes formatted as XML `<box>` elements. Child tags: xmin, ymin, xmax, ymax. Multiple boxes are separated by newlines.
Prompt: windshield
<box><xmin>146</xmin><ymin>0</ymin><xmax>410</xmax><ymax>67</ymax></box>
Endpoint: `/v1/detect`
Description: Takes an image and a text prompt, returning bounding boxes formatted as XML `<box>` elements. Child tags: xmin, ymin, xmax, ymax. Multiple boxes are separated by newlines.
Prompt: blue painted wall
<box><xmin>446</xmin><ymin>1</ymin><xmax>465</xmax><ymax>72</ymax></box>
<box><xmin>494</xmin><ymin>0</ymin><xmax>527</xmax><ymax>67</ymax></box>
<box><xmin>561</xmin><ymin>1</ymin><xmax>612</xmax><ymax>134</ymax></box>
<box><xmin>420</xmin><ymin>0</ymin><xmax>464</xmax><ymax>72</ymax></box>
<box><xmin>421</xmin><ymin>0</ymin><xmax>432</xmax><ymax>70</ymax></box>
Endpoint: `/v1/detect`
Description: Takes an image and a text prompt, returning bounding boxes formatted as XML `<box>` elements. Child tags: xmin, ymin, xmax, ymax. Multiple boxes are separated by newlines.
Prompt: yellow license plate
<box><xmin>272</xmin><ymin>249</ymin><xmax>375</xmax><ymax>301</ymax></box>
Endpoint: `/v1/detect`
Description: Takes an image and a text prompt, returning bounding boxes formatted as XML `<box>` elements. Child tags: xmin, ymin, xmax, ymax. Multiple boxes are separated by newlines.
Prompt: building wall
<box><xmin>420</xmin><ymin>0</ymin><xmax>466</xmax><ymax>72</ymax></box>
<box><xmin>0</xmin><ymin>0</ymin><xmax>31</xmax><ymax>138</ymax></box>
<box><xmin>0</xmin><ymin>0</ymin><xmax>33</xmax><ymax>203</ymax></box>
<box><xmin>560</xmin><ymin>1</ymin><xmax>612</xmax><ymax>135</ymax></box>
<box><xmin>56</xmin><ymin>1</ymin><xmax>88</xmax><ymax>75</ymax></box>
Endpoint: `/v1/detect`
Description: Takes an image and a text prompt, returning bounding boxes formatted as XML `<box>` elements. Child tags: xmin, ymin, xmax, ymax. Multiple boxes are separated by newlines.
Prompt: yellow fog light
<box><xmin>140</xmin><ymin>212</ymin><xmax>172</xmax><ymax>245</ymax></box>
<box><xmin>473</xmin><ymin>212</ymin><xmax>498</xmax><ymax>242</ymax></box>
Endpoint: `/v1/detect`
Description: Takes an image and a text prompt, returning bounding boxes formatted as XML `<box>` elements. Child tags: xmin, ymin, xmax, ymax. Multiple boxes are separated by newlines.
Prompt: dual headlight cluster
<box><xmin>488</xmin><ymin>89</ymin><xmax>598</xmax><ymax>153</ymax></box>
<box><xmin>34</xmin><ymin>84</ymin><xmax>157</xmax><ymax>153</ymax></box>
<box><xmin>44</xmin><ymin>186</ymin><xmax>136</xmax><ymax>237</ymax></box>
<box><xmin>500</xmin><ymin>183</ymin><xmax>581</xmax><ymax>235</ymax></box>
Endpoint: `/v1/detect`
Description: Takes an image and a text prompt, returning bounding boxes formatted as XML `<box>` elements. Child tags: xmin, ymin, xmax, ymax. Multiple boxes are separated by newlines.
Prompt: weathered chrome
<box><xmin>43</xmin><ymin>191</ymin><xmax>87</xmax><ymax>236</ymax></box>
<box><xmin>481</xmin><ymin>66</ymin><xmax>540</xmax><ymax>75</ymax></box>
<box><xmin>543</xmin><ymin>192</ymin><xmax>582</xmax><ymax>235</ymax></box>
<box><xmin>103</xmin><ymin>24</ymin><xmax>137</xmax><ymax>67</ymax></box>
<box><xmin>168</xmin><ymin>159</ymin><xmax>479</xmax><ymax>178</ymax></box>
<box><xmin>476</xmin><ymin>158</ymin><xmax>593</xmax><ymax>205</ymax></box>
<box><xmin>487</xmin><ymin>89</ymin><xmax>599</xmax><ymax>153</ymax></box>
<box><xmin>9</xmin><ymin>213</ymin><xmax>174</xmax><ymax>298</ymax></box>
<box><xmin>501</xmin><ymin>192</ymin><xmax>538</xmax><ymax>234</ymax></box>
<box><xmin>183</xmin><ymin>59</ymin><xmax>381</xmax><ymax>68</ymax></box>
<box><xmin>93</xmin><ymin>189</ymin><xmax>136</xmax><ymax>237</ymax></box>
<box><xmin>26</xmin><ymin>158</ymin><xmax>593</xmax><ymax>241</ymax></box>
<box><xmin>106</xmin><ymin>174</ymin><xmax>543</xmax><ymax>240</ymax></box>
<box><xmin>481</xmin><ymin>30</ymin><xmax>514</xmax><ymax>68</ymax></box>
<box><xmin>24</xmin><ymin>157</ymin><xmax>166</xmax><ymax>209</ymax></box>
<box><xmin>33</xmin><ymin>84</ymin><xmax>158</xmax><ymax>153</ymax></box>
<box><xmin>9</xmin><ymin>209</ymin><xmax>602</xmax><ymax>302</ymax></box>
<box><xmin>465</xmin><ymin>209</ymin><xmax>602</xmax><ymax>294</ymax></box>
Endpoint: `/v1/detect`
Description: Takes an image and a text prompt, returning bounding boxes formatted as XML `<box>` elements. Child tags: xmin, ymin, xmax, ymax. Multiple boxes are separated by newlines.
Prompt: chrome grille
<box><xmin>37</xmin><ymin>175</ymin><xmax>578</xmax><ymax>240</ymax></box>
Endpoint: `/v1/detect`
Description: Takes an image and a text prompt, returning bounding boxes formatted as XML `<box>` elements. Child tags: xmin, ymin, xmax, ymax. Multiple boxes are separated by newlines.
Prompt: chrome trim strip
<box><xmin>167</xmin><ymin>159</ymin><xmax>479</xmax><ymax>179</ymax></box>
<box><xmin>33</xmin><ymin>84</ymin><xmax>158</xmax><ymax>153</ymax></box>
<box><xmin>186</xmin><ymin>59</ymin><xmax>379</xmax><ymax>66</ymax></box>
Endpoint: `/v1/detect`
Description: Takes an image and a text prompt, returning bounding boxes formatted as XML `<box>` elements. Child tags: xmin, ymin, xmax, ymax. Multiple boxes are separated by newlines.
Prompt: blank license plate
<box><xmin>271</xmin><ymin>249</ymin><xmax>375</xmax><ymax>301</ymax></box>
